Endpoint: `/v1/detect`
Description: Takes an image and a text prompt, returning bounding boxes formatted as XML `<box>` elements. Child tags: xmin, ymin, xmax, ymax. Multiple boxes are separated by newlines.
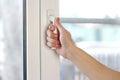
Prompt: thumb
<box><xmin>54</xmin><ymin>17</ymin><xmax>64</xmax><ymax>32</ymax></box>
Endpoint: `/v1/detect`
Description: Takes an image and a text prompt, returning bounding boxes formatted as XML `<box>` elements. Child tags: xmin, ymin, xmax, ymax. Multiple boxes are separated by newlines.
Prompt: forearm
<box><xmin>67</xmin><ymin>46</ymin><xmax>120</xmax><ymax>80</ymax></box>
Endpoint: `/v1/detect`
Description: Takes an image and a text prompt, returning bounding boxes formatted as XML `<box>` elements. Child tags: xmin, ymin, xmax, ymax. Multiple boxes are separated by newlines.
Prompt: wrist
<box><xmin>66</xmin><ymin>44</ymin><xmax>78</xmax><ymax>60</ymax></box>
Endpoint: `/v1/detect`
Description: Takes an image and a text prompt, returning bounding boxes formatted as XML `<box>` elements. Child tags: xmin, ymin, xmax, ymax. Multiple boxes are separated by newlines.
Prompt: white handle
<box><xmin>49</xmin><ymin>16</ymin><xmax>57</xmax><ymax>34</ymax></box>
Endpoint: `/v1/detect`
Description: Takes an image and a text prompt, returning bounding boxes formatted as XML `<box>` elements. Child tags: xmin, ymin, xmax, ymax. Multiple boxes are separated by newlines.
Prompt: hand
<box><xmin>46</xmin><ymin>18</ymin><xmax>76</xmax><ymax>59</ymax></box>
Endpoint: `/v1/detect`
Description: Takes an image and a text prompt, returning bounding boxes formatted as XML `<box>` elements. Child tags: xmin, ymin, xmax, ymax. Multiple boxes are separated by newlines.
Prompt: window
<box><xmin>0</xmin><ymin>0</ymin><xmax>24</xmax><ymax>80</ymax></box>
<box><xmin>60</xmin><ymin>0</ymin><xmax>120</xmax><ymax>80</ymax></box>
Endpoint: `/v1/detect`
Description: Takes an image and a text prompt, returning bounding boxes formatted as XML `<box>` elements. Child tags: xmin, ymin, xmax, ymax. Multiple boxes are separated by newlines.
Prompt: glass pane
<box><xmin>59</xmin><ymin>0</ymin><xmax>120</xmax><ymax>80</ymax></box>
<box><xmin>63</xmin><ymin>23</ymin><xmax>120</xmax><ymax>42</ymax></box>
<box><xmin>60</xmin><ymin>0</ymin><xmax>120</xmax><ymax>18</ymax></box>
<box><xmin>60</xmin><ymin>23</ymin><xmax>120</xmax><ymax>80</ymax></box>
<box><xmin>0</xmin><ymin>0</ymin><xmax>24</xmax><ymax>80</ymax></box>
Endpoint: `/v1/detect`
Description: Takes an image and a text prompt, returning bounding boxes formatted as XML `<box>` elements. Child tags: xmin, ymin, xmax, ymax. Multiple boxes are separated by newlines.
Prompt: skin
<box><xmin>46</xmin><ymin>17</ymin><xmax>120</xmax><ymax>80</ymax></box>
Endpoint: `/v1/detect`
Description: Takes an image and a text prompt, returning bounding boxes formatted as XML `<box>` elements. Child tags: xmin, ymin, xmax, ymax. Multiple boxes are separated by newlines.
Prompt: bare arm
<box><xmin>46</xmin><ymin>18</ymin><xmax>120</xmax><ymax>80</ymax></box>
<box><xmin>68</xmin><ymin>46</ymin><xmax>120</xmax><ymax>80</ymax></box>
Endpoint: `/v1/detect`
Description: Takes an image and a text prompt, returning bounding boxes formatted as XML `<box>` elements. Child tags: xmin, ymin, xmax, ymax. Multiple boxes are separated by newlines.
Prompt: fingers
<box><xmin>47</xmin><ymin>37</ymin><xmax>60</xmax><ymax>45</ymax></box>
<box><xmin>47</xmin><ymin>41</ymin><xmax>61</xmax><ymax>48</ymax></box>
<box><xmin>46</xmin><ymin>31</ymin><xmax>60</xmax><ymax>48</ymax></box>
<box><xmin>47</xmin><ymin>29</ymin><xmax>58</xmax><ymax>39</ymax></box>
<box><xmin>47</xmin><ymin>23</ymin><xmax>61</xmax><ymax>48</ymax></box>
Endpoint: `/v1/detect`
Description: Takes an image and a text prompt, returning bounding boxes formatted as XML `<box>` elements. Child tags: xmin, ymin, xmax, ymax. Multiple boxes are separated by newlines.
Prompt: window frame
<box><xmin>23</xmin><ymin>0</ymin><xmax>27</xmax><ymax>80</ymax></box>
<box><xmin>26</xmin><ymin>0</ymin><xmax>60</xmax><ymax>80</ymax></box>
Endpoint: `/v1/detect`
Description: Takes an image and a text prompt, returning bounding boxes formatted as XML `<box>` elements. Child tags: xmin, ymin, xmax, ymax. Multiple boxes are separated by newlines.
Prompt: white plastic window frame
<box><xmin>26</xmin><ymin>0</ymin><xmax>60</xmax><ymax>80</ymax></box>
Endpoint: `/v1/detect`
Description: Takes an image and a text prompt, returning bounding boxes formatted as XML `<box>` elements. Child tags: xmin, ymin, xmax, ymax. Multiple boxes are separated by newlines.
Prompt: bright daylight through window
<box><xmin>0</xmin><ymin>0</ymin><xmax>23</xmax><ymax>80</ymax></box>
<box><xmin>59</xmin><ymin>0</ymin><xmax>120</xmax><ymax>80</ymax></box>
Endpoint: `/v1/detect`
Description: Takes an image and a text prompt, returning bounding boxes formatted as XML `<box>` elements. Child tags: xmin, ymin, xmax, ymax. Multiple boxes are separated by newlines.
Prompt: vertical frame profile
<box><xmin>27</xmin><ymin>0</ymin><xmax>60</xmax><ymax>80</ymax></box>
<box><xmin>27</xmin><ymin>0</ymin><xmax>40</xmax><ymax>80</ymax></box>
<box><xmin>23</xmin><ymin>0</ymin><xmax>27</xmax><ymax>80</ymax></box>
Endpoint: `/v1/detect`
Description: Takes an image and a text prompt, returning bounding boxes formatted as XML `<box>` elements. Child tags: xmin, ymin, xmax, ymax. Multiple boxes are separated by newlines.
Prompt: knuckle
<box><xmin>47</xmin><ymin>30</ymin><xmax>59</xmax><ymax>39</ymax></box>
<box><xmin>47</xmin><ymin>37</ymin><xmax>50</xmax><ymax>41</ymax></box>
<box><xmin>47</xmin><ymin>37</ymin><xmax>50</xmax><ymax>42</ymax></box>
<box><xmin>47</xmin><ymin>42</ymin><xmax>51</xmax><ymax>47</ymax></box>
<box><xmin>47</xmin><ymin>42</ymin><xmax>56</xmax><ymax>48</ymax></box>
<box><xmin>47</xmin><ymin>30</ymin><xmax>50</xmax><ymax>36</ymax></box>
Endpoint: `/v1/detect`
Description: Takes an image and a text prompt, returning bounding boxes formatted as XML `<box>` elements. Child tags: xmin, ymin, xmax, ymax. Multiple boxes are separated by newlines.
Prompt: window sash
<box><xmin>26</xmin><ymin>0</ymin><xmax>60</xmax><ymax>80</ymax></box>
